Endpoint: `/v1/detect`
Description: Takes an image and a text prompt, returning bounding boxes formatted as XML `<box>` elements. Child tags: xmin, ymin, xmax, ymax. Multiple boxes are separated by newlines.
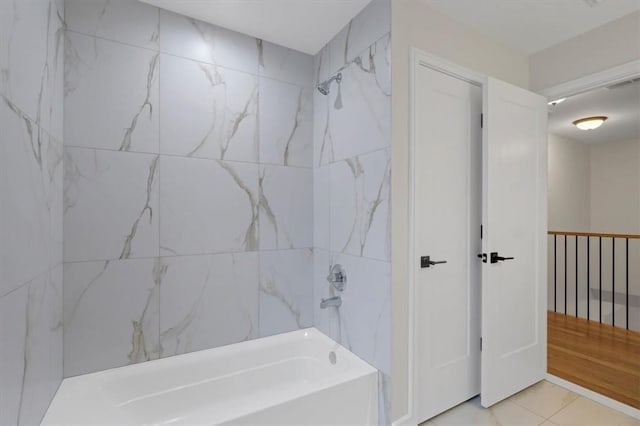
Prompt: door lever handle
<box><xmin>490</xmin><ymin>252</ymin><xmax>515</xmax><ymax>264</ymax></box>
<box><xmin>420</xmin><ymin>256</ymin><xmax>447</xmax><ymax>268</ymax></box>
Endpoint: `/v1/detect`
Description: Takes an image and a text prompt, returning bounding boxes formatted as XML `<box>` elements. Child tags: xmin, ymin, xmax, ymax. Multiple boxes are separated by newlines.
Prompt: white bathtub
<box><xmin>43</xmin><ymin>328</ymin><xmax>378</xmax><ymax>425</ymax></box>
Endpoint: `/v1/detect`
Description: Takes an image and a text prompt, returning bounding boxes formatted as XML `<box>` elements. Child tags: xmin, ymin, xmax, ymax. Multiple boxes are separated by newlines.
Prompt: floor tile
<box><xmin>428</xmin><ymin>396</ymin><xmax>546</xmax><ymax>426</ymax></box>
<box><xmin>510</xmin><ymin>380</ymin><xmax>579</xmax><ymax>418</ymax></box>
<box><xmin>548</xmin><ymin>396</ymin><xmax>640</xmax><ymax>426</ymax></box>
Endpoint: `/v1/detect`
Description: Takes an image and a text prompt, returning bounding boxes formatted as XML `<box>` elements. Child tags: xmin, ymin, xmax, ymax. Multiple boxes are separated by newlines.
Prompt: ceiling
<box><xmin>140</xmin><ymin>0</ymin><xmax>372</xmax><ymax>55</ymax></box>
<box><xmin>548</xmin><ymin>80</ymin><xmax>640</xmax><ymax>144</ymax></box>
<box><xmin>422</xmin><ymin>0</ymin><xmax>640</xmax><ymax>54</ymax></box>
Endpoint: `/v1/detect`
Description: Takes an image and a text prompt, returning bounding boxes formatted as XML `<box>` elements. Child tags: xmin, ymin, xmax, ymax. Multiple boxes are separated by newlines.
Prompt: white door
<box><xmin>413</xmin><ymin>64</ymin><xmax>482</xmax><ymax>422</ymax></box>
<box><xmin>480</xmin><ymin>77</ymin><xmax>548</xmax><ymax>407</ymax></box>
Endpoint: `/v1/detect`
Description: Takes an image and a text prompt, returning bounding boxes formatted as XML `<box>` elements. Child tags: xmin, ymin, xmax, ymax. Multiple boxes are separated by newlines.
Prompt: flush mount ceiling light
<box><xmin>572</xmin><ymin>116</ymin><xmax>608</xmax><ymax>130</ymax></box>
<box><xmin>583</xmin><ymin>0</ymin><xmax>607</xmax><ymax>6</ymax></box>
<box><xmin>548</xmin><ymin>98</ymin><xmax>566</xmax><ymax>106</ymax></box>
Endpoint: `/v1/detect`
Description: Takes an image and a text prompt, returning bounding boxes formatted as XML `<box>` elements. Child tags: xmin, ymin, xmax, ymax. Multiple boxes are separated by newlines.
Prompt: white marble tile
<box><xmin>159</xmin><ymin>10</ymin><xmax>259</xmax><ymax>75</ymax></box>
<box><xmin>159</xmin><ymin>53</ymin><xmax>258</xmax><ymax>161</ymax></box>
<box><xmin>159</xmin><ymin>252</ymin><xmax>259</xmax><ymax>357</ymax></box>
<box><xmin>65</xmin><ymin>0</ymin><xmax>160</xmax><ymax>50</ymax></box>
<box><xmin>430</xmin><ymin>396</ymin><xmax>546</xmax><ymax>426</ymax></box>
<box><xmin>313</xmin><ymin>165</ymin><xmax>330</xmax><ymax>250</ymax></box>
<box><xmin>315</xmin><ymin>251</ymin><xmax>390</xmax><ymax>375</ymax></box>
<box><xmin>0</xmin><ymin>0</ymin><xmax>64</xmax><ymax>139</ymax></box>
<box><xmin>63</xmin><ymin>258</ymin><xmax>160</xmax><ymax>377</ymax></box>
<box><xmin>330</xmin><ymin>149</ymin><xmax>391</xmax><ymax>261</ymax></box>
<box><xmin>313</xmin><ymin>83</ymin><xmax>334</xmax><ymax>166</ymax></box>
<box><xmin>48</xmin><ymin>135</ymin><xmax>64</xmax><ymax>269</ymax></box>
<box><xmin>0</xmin><ymin>284</ymin><xmax>29</xmax><ymax>425</ymax></box>
<box><xmin>312</xmin><ymin>249</ymin><xmax>340</xmax><ymax>340</ymax></box>
<box><xmin>330</xmin><ymin>253</ymin><xmax>390</xmax><ymax>375</ymax></box>
<box><xmin>328</xmin><ymin>0</ymin><xmax>390</xmax><ymax>71</ymax></box>
<box><xmin>259</xmin><ymin>249</ymin><xmax>314</xmax><ymax>337</ymax></box>
<box><xmin>1</xmin><ymin>98</ymin><xmax>56</xmax><ymax>296</ymax></box>
<box><xmin>21</xmin><ymin>266</ymin><xmax>63</xmax><ymax>426</ymax></box>
<box><xmin>259</xmin><ymin>165</ymin><xmax>313</xmax><ymax>250</ymax></box>
<box><xmin>378</xmin><ymin>372</ymin><xmax>392</xmax><ymax>426</ymax></box>
<box><xmin>314</xmin><ymin>44</ymin><xmax>331</xmax><ymax>87</ymax></box>
<box><xmin>63</xmin><ymin>148</ymin><xmax>159</xmax><ymax>262</ymax></box>
<box><xmin>159</xmin><ymin>156</ymin><xmax>259</xmax><ymax>256</ymax></box>
<box><xmin>318</xmin><ymin>34</ymin><xmax>391</xmax><ymax>164</ymax></box>
<box><xmin>259</xmin><ymin>78</ymin><xmax>313</xmax><ymax>167</ymax></box>
<box><xmin>258</xmin><ymin>40</ymin><xmax>313</xmax><ymax>88</ymax></box>
<box><xmin>0</xmin><ymin>267</ymin><xmax>62</xmax><ymax>426</ymax></box>
<box><xmin>510</xmin><ymin>380</ymin><xmax>579</xmax><ymax>419</ymax></box>
<box><xmin>548</xmin><ymin>396</ymin><xmax>639</xmax><ymax>426</ymax></box>
<box><xmin>64</xmin><ymin>31</ymin><xmax>159</xmax><ymax>153</ymax></box>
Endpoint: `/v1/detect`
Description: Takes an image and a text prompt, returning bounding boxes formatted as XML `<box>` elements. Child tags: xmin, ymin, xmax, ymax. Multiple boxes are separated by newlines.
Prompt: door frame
<box><xmin>402</xmin><ymin>48</ymin><xmax>487</xmax><ymax>426</ymax></box>
<box><xmin>397</xmin><ymin>54</ymin><xmax>640</xmax><ymax>426</ymax></box>
<box><xmin>539</xmin><ymin>59</ymin><xmax>640</xmax><ymax>101</ymax></box>
<box><xmin>538</xmin><ymin>58</ymin><xmax>640</xmax><ymax>420</ymax></box>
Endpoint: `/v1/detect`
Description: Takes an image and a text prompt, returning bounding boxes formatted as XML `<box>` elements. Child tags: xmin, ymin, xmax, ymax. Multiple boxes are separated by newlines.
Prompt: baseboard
<box><xmin>391</xmin><ymin>413</ymin><xmax>414</xmax><ymax>426</ymax></box>
<box><xmin>545</xmin><ymin>374</ymin><xmax>640</xmax><ymax>420</ymax></box>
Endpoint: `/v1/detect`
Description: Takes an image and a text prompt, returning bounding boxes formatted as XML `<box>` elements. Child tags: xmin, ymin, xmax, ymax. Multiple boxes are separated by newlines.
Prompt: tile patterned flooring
<box><xmin>420</xmin><ymin>381</ymin><xmax>639</xmax><ymax>426</ymax></box>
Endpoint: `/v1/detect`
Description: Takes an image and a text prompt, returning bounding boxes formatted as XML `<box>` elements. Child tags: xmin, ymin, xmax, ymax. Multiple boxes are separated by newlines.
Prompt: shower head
<box><xmin>317</xmin><ymin>83</ymin><xmax>330</xmax><ymax>96</ymax></box>
<box><xmin>317</xmin><ymin>73</ymin><xmax>342</xmax><ymax>95</ymax></box>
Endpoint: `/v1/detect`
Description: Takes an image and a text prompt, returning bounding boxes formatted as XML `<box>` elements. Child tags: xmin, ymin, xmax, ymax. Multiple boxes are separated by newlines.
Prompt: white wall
<box><xmin>590</xmin><ymin>138</ymin><xmax>640</xmax><ymax>234</ymax></box>
<box><xmin>547</xmin><ymin>137</ymin><xmax>640</xmax><ymax>329</ymax></box>
<box><xmin>590</xmin><ymin>139</ymin><xmax>640</xmax><ymax>329</ymax></box>
<box><xmin>548</xmin><ymin>136</ymin><xmax>640</xmax><ymax>235</ymax></box>
<box><xmin>529</xmin><ymin>11</ymin><xmax>640</xmax><ymax>91</ymax></box>
<box><xmin>548</xmin><ymin>134</ymin><xmax>591</xmax><ymax>231</ymax></box>
<box><xmin>390</xmin><ymin>0</ymin><xmax>530</xmax><ymax>421</ymax></box>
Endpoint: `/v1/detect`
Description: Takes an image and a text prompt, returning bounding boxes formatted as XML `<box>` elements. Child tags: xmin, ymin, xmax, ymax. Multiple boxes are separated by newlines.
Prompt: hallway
<box><xmin>548</xmin><ymin>311</ymin><xmax>640</xmax><ymax>409</ymax></box>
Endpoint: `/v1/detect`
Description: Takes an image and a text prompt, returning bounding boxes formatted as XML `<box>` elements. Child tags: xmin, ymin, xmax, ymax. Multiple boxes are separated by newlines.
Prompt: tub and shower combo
<box><xmin>43</xmin><ymin>328</ymin><xmax>378</xmax><ymax>425</ymax></box>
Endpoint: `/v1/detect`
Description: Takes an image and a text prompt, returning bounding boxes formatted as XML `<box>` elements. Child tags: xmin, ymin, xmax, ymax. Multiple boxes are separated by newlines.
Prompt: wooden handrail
<box><xmin>548</xmin><ymin>230</ymin><xmax>640</xmax><ymax>240</ymax></box>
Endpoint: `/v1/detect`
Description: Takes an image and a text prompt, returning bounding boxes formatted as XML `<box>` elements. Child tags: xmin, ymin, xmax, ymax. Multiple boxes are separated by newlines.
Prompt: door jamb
<box><xmin>400</xmin><ymin>48</ymin><xmax>487</xmax><ymax>426</ymax></box>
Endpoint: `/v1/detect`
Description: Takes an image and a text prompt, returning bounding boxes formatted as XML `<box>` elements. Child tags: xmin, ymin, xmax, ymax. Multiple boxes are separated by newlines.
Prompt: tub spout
<box><xmin>320</xmin><ymin>296</ymin><xmax>342</xmax><ymax>309</ymax></box>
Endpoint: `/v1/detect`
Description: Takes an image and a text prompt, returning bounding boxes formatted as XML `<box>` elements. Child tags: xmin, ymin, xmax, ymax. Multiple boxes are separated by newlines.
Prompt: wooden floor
<box><xmin>547</xmin><ymin>311</ymin><xmax>640</xmax><ymax>408</ymax></box>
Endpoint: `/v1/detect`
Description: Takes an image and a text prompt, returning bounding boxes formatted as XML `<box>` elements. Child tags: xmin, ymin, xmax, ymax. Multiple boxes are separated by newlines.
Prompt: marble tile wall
<box><xmin>62</xmin><ymin>0</ymin><xmax>315</xmax><ymax>378</ymax></box>
<box><xmin>0</xmin><ymin>0</ymin><xmax>65</xmax><ymax>424</ymax></box>
<box><xmin>312</xmin><ymin>0</ymin><xmax>392</xmax><ymax>424</ymax></box>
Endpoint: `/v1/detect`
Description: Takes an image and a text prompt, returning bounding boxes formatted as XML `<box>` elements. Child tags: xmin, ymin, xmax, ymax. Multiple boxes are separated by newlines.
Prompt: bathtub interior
<box><xmin>43</xmin><ymin>328</ymin><xmax>378</xmax><ymax>425</ymax></box>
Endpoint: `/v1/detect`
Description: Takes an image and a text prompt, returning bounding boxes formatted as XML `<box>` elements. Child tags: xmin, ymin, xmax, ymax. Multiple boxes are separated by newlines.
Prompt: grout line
<box><xmin>545</xmin><ymin>374</ymin><xmax>640</xmax><ymax>420</ymax></box>
<box><xmin>314</xmin><ymin>146</ymin><xmax>391</xmax><ymax>168</ymax></box>
<box><xmin>544</xmin><ymin>395</ymin><xmax>580</xmax><ymax>421</ymax></box>
<box><xmin>65</xmin><ymin>29</ymin><xmax>313</xmax><ymax>90</ymax></box>
<box><xmin>0</xmin><ymin>264</ymin><xmax>59</xmax><ymax>300</ymax></box>
<box><xmin>65</xmin><ymin>28</ymin><xmax>160</xmax><ymax>54</ymax></box>
<box><xmin>505</xmin><ymin>395</ymin><xmax>551</xmax><ymax>421</ymax></box>
<box><xmin>63</xmin><ymin>247</ymin><xmax>315</xmax><ymax>264</ymax></box>
<box><xmin>62</xmin><ymin>249</ymin><xmax>389</xmax><ymax>268</ymax></box>
<box><xmin>62</xmin><ymin>145</ymin><xmax>315</xmax><ymax>170</ymax></box>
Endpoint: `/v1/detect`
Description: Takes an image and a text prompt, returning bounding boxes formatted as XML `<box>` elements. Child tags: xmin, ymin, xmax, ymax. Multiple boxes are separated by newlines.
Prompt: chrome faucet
<box><xmin>326</xmin><ymin>264</ymin><xmax>346</xmax><ymax>292</ymax></box>
<box><xmin>320</xmin><ymin>296</ymin><xmax>342</xmax><ymax>309</ymax></box>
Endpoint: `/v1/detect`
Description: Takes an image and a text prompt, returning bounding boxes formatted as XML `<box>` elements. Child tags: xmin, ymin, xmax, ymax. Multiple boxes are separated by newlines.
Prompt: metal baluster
<box><xmin>626</xmin><ymin>238</ymin><xmax>629</xmax><ymax>330</ymax></box>
<box><xmin>612</xmin><ymin>238</ymin><xmax>615</xmax><ymax>327</ymax></box>
<box><xmin>554</xmin><ymin>235</ymin><xmax>557</xmax><ymax>313</ymax></box>
<box><xmin>587</xmin><ymin>237</ymin><xmax>590</xmax><ymax>321</ymax></box>
<box><xmin>599</xmin><ymin>237</ymin><xmax>602</xmax><ymax>324</ymax></box>
<box><xmin>575</xmin><ymin>235</ymin><xmax>578</xmax><ymax>318</ymax></box>
<box><xmin>564</xmin><ymin>235</ymin><xmax>567</xmax><ymax>315</ymax></box>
